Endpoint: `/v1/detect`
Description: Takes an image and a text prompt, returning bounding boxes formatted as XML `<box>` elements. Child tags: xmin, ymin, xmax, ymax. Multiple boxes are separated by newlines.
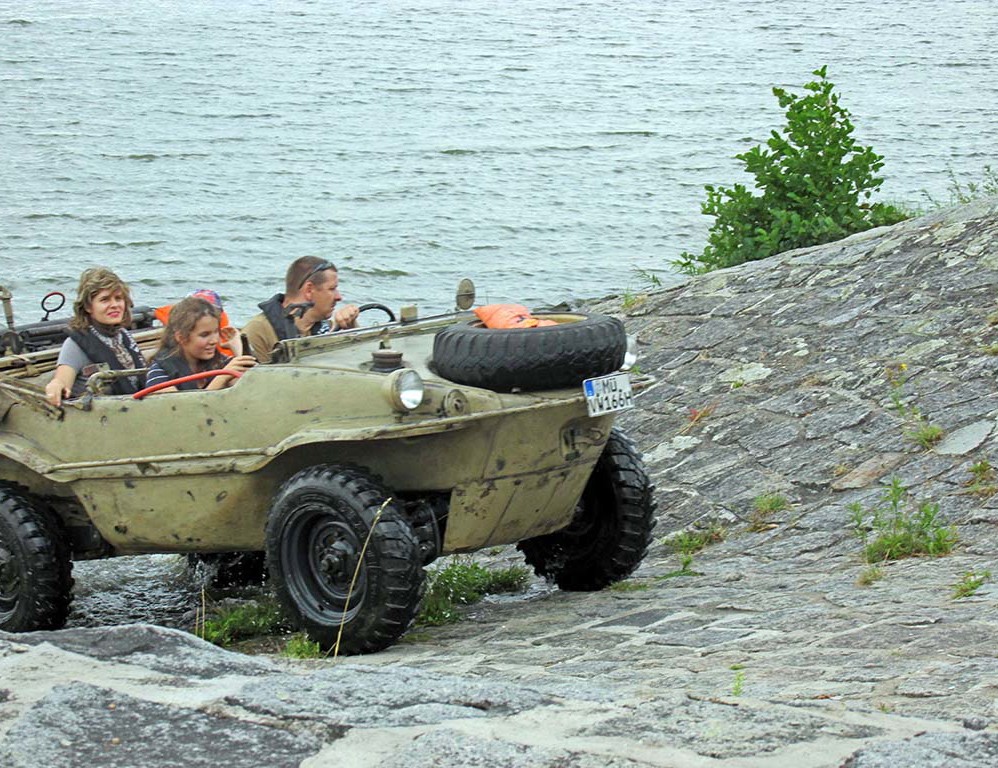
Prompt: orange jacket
<box><xmin>474</xmin><ymin>304</ymin><xmax>556</xmax><ymax>329</ymax></box>
<box><xmin>154</xmin><ymin>305</ymin><xmax>235</xmax><ymax>355</ymax></box>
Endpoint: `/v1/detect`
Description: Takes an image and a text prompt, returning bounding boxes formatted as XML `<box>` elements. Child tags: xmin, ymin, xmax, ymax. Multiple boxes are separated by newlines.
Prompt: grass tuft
<box><xmin>857</xmin><ymin>565</ymin><xmax>884</xmax><ymax>586</ymax></box>
<box><xmin>731</xmin><ymin>669</ymin><xmax>745</xmax><ymax>697</ymax></box>
<box><xmin>923</xmin><ymin>165</ymin><xmax>998</xmax><ymax>207</ymax></box>
<box><xmin>952</xmin><ymin>570</ymin><xmax>991</xmax><ymax>599</ymax></box>
<box><xmin>848</xmin><ymin>476</ymin><xmax>957</xmax><ymax>564</ymax></box>
<box><xmin>749</xmin><ymin>493</ymin><xmax>788</xmax><ymax>531</ymax></box>
<box><xmin>198</xmin><ymin>599</ymin><xmax>287</xmax><ymax>647</ymax></box>
<box><xmin>416</xmin><ymin>558</ymin><xmax>530</xmax><ymax>627</ymax></box>
<box><xmin>282</xmin><ymin>632</ymin><xmax>322</xmax><ymax>659</ymax></box>
<box><xmin>662</xmin><ymin>523</ymin><xmax>726</xmax><ymax>555</ymax></box>
<box><xmin>964</xmin><ymin>459</ymin><xmax>998</xmax><ymax>499</ymax></box>
<box><xmin>609</xmin><ymin>580</ymin><xmax>651</xmax><ymax>592</ymax></box>
<box><xmin>905</xmin><ymin>422</ymin><xmax>944</xmax><ymax>450</ymax></box>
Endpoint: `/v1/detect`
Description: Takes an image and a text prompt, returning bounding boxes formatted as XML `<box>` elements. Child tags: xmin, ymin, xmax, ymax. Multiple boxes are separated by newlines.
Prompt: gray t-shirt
<box><xmin>56</xmin><ymin>337</ymin><xmax>103</xmax><ymax>397</ymax></box>
<box><xmin>56</xmin><ymin>337</ymin><xmax>91</xmax><ymax>371</ymax></box>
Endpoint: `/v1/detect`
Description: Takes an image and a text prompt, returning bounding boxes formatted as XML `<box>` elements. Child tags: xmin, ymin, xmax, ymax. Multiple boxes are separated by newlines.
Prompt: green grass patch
<box><xmin>857</xmin><ymin>565</ymin><xmax>884</xmax><ymax>586</ymax></box>
<box><xmin>198</xmin><ymin>599</ymin><xmax>287</xmax><ymax>647</ymax></box>
<box><xmin>905</xmin><ymin>422</ymin><xmax>944</xmax><ymax>450</ymax></box>
<box><xmin>609</xmin><ymin>580</ymin><xmax>650</xmax><ymax>592</ymax></box>
<box><xmin>282</xmin><ymin>632</ymin><xmax>322</xmax><ymax>659</ymax></box>
<box><xmin>753</xmin><ymin>493</ymin><xmax>788</xmax><ymax>515</ymax></box>
<box><xmin>731</xmin><ymin>669</ymin><xmax>745</xmax><ymax>697</ymax></box>
<box><xmin>849</xmin><ymin>476</ymin><xmax>957</xmax><ymax>564</ymax></box>
<box><xmin>749</xmin><ymin>493</ymin><xmax>788</xmax><ymax>531</ymax></box>
<box><xmin>621</xmin><ymin>291</ymin><xmax>646</xmax><ymax>310</ymax></box>
<box><xmin>968</xmin><ymin>459</ymin><xmax>994</xmax><ymax>484</ymax></box>
<box><xmin>964</xmin><ymin>459</ymin><xmax>998</xmax><ymax>498</ymax></box>
<box><xmin>662</xmin><ymin>523</ymin><xmax>726</xmax><ymax>555</ymax></box>
<box><xmin>416</xmin><ymin>558</ymin><xmax>530</xmax><ymax>627</ymax></box>
<box><xmin>655</xmin><ymin>552</ymin><xmax>702</xmax><ymax>579</ymax></box>
<box><xmin>952</xmin><ymin>570</ymin><xmax>991</xmax><ymax>599</ymax></box>
<box><xmin>656</xmin><ymin>567</ymin><xmax>701</xmax><ymax>580</ymax></box>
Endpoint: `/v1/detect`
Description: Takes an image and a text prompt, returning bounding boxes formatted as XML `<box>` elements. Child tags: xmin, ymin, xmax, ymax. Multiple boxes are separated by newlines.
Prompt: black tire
<box><xmin>187</xmin><ymin>551</ymin><xmax>267</xmax><ymax>588</ymax></box>
<box><xmin>265</xmin><ymin>465</ymin><xmax>423</xmax><ymax>655</ymax></box>
<box><xmin>518</xmin><ymin>428</ymin><xmax>656</xmax><ymax>590</ymax></box>
<box><xmin>432</xmin><ymin>312</ymin><xmax>627</xmax><ymax>392</ymax></box>
<box><xmin>0</xmin><ymin>484</ymin><xmax>73</xmax><ymax>632</ymax></box>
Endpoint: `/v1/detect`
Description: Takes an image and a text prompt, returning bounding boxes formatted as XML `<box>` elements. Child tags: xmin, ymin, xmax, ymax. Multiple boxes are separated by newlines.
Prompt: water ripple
<box><xmin>1</xmin><ymin>0</ymin><xmax>996</xmax><ymax>319</ymax></box>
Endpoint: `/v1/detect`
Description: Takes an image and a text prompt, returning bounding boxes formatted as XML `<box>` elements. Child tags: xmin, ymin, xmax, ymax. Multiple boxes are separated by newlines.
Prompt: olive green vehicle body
<box><xmin>0</xmin><ymin>313</ymin><xmax>627</xmax><ymax>562</ymax></box>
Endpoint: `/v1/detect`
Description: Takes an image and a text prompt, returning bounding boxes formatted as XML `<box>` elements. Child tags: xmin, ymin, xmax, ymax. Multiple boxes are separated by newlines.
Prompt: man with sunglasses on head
<box><xmin>242</xmin><ymin>256</ymin><xmax>360</xmax><ymax>363</ymax></box>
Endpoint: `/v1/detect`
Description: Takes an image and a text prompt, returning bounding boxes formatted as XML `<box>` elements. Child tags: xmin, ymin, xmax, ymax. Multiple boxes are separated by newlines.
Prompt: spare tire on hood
<box><xmin>432</xmin><ymin>312</ymin><xmax>627</xmax><ymax>392</ymax></box>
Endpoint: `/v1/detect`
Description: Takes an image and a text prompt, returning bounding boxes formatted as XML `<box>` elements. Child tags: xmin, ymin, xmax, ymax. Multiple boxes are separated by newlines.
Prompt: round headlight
<box><xmin>621</xmin><ymin>334</ymin><xmax>639</xmax><ymax>371</ymax></box>
<box><xmin>384</xmin><ymin>368</ymin><xmax>425</xmax><ymax>412</ymax></box>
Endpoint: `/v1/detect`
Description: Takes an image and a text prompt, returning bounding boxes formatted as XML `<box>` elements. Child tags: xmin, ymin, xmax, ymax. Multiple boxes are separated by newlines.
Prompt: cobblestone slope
<box><xmin>2</xmin><ymin>200</ymin><xmax>997</xmax><ymax>767</ymax></box>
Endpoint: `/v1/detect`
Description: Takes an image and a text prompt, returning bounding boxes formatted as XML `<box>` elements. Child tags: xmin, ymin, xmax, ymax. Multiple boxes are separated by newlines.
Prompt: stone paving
<box><xmin>2</xmin><ymin>200</ymin><xmax>998</xmax><ymax>766</ymax></box>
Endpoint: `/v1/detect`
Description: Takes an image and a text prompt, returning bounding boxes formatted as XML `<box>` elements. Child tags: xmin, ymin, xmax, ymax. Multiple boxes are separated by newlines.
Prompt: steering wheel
<box><xmin>132</xmin><ymin>369</ymin><xmax>241</xmax><ymax>400</ymax></box>
<box><xmin>355</xmin><ymin>302</ymin><xmax>396</xmax><ymax>325</ymax></box>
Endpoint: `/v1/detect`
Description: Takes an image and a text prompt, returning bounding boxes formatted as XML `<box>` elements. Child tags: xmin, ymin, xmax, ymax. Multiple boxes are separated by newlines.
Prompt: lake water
<box><xmin>3</xmin><ymin>0</ymin><xmax>996</xmax><ymax>324</ymax></box>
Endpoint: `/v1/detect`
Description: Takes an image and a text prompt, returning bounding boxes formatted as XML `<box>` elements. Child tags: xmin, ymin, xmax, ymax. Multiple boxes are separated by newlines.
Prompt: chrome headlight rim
<box><xmin>384</xmin><ymin>368</ymin><xmax>425</xmax><ymax>412</ymax></box>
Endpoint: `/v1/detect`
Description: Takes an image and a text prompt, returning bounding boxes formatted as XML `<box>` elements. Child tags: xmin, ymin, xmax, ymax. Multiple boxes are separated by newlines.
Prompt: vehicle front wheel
<box><xmin>0</xmin><ymin>484</ymin><xmax>73</xmax><ymax>632</ymax></box>
<box><xmin>518</xmin><ymin>428</ymin><xmax>656</xmax><ymax>590</ymax></box>
<box><xmin>265</xmin><ymin>465</ymin><xmax>423</xmax><ymax>655</ymax></box>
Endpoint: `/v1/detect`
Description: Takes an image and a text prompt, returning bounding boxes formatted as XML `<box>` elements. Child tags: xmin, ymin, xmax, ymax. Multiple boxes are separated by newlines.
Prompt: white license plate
<box><xmin>583</xmin><ymin>372</ymin><xmax>634</xmax><ymax>417</ymax></box>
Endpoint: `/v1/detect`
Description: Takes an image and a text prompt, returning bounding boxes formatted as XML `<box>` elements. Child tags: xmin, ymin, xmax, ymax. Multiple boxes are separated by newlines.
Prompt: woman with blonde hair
<box><xmin>144</xmin><ymin>296</ymin><xmax>256</xmax><ymax>393</ymax></box>
<box><xmin>45</xmin><ymin>267</ymin><xmax>146</xmax><ymax>406</ymax></box>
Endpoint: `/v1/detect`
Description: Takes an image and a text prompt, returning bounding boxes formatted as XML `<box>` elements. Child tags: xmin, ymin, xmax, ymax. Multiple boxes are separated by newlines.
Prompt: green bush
<box><xmin>676</xmin><ymin>66</ymin><xmax>908</xmax><ymax>274</ymax></box>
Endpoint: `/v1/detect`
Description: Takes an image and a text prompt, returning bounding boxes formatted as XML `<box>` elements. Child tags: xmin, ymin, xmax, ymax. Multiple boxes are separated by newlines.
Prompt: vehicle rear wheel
<box><xmin>265</xmin><ymin>465</ymin><xmax>423</xmax><ymax>655</ymax></box>
<box><xmin>432</xmin><ymin>312</ymin><xmax>627</xmax><ymax>391</ymax></box>
<box><xmin>0</xmin><ymin>484</ymin><xmax>73</xmax><ymax>632</ymax></box>
<box><xmin>518</xmin><ymin>428</ymin><xmax>656</xmax><ymax>590</ymax></box>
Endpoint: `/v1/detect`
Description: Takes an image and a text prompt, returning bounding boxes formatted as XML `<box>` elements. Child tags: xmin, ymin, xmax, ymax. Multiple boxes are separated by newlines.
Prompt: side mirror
<box><xmin>455</xmin><ymin>278</ymin><xmax>475</xmax><ymax>311</ymax></box>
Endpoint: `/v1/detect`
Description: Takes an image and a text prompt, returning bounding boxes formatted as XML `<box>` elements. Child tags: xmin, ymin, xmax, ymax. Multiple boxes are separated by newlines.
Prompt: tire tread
<box><xmin>518</xmin><ymin>429</ymin><xmax>656</xmax><ymax>591</ymax></box>
<box><xmin>265</xmin><ymin>464</ymin><xmax>423</xmax><ymax>655</ymax></box>
<box><xmin>0</xmin><ymin>483</ymin><xmax>73</xmax><ymax>632</ymax></box>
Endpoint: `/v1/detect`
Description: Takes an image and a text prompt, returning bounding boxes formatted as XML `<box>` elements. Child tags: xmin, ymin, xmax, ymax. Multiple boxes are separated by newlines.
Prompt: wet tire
<box><xmin>518</xmin><ymin>428</ymin><xmax>656</xmax><ymax>590</ymax></box>
<box><xmin>187</xmin><ymin>552</ymin><xmax>267</xmax><ymax>588</ymax></box>
<box><xmin>0</xmin><ymin>484</ymin><xmax>73</xmax><ymax>632</ymax></box>
<box><xmin>265</xmin><ymin>465</ymin><xmax>423</xmax><ymax>655</ymax></box>
<box><xmin>432</xmin><ymin>312</ymin><xmax>627</xmax><ymax>391</ymax></box>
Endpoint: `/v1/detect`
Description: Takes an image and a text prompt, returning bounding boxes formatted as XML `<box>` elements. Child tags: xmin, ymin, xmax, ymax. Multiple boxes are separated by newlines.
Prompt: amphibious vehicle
<box><xmin>0</xmin><ymin>281</ymin><xmax>656</xmax><ymax>653</ymax></box>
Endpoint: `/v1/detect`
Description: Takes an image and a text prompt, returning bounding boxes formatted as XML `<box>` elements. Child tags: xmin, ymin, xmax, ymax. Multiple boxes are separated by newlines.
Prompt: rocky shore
<box><xmin>3</xmin><ymin>200</ymin><xmax>998</xmax><ymax>767</ymax></box>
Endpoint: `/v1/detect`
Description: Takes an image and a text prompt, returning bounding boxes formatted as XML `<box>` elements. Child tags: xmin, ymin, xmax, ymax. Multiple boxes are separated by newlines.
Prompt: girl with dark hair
<box><xmin>45</xmin><ymin>267</ymin><xmax>146</xmax><ymax>406</ymax></box>
<box><xmin>144</xmin><ymin>296</ymin><xmax>256</xmax><ymax>393</ymax></box>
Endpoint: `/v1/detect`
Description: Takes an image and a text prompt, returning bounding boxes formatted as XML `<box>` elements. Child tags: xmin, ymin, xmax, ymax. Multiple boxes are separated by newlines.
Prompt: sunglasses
<box><xmin>298</xmin><ymin>261</ymin><xmax>335</xmax><ymax>290</ymax></box>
